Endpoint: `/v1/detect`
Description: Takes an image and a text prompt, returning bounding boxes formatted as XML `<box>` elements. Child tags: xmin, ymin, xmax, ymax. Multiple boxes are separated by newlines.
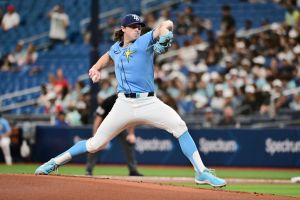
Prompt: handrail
<box><xmin>18</xmin><ymin>32</ymin><xmax>49</xmax><ymax>45</ymax></box>
<box><xmin>0</xmin><ymin>86</ymin><xmax>41</xmax><ymax>112</ymax></box>
<box><xmin>0</xmin><ymin>86</ymin><xmax>40</xmax><ymax>101</ymax></box>
<box><xmin>0</xmin><ymin>99</ymin><xmax>37</xmax><ymax>112</ymax></box>
<box><xmin>141</xmin><ymin>0</ymin><xmax>183</xmax><ymax>15</ymax></box>
<box><xmin>156</xmin><ymin>43</ymin><xmax>208</xmax><ymax>62</ymax></box>
<box><xmin>236</xmin><ymin>22</ymin><xmax>281</xmax><ymax>38</ymax></box>
<box><xmin>251</xmin><ymin>118</ymin><xmax>300</xmax><ymax>128</ymax></box>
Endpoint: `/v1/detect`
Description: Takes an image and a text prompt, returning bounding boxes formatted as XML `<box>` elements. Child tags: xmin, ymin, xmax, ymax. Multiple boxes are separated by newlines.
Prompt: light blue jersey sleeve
<box><xmin>108</xmin><ymin>43</ymin><xmax>120</xmax><ymax>61</ymax></box>
<box><xmin>135</xmin><ymin>30</ymin><xmax>155</xmax><ymax>51</ymax></box>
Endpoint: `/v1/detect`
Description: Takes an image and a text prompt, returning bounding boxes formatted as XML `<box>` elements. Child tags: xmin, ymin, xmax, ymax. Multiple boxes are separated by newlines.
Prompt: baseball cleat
<box><xmin>35</xmin><ymin>159</ymin><xmax>59</xmax><ymax>175</ymax></box>
<box><xmin>195</xmin><ymin>169</ymin><xmax>226</xmax><ymax>187</ymax></box>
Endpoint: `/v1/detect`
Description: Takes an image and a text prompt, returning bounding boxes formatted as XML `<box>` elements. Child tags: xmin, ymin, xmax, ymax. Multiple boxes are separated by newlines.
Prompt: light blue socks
<box><xmin>68</xmin><ymin>140</ymin><xmax>87</xmax><ymax>157</ymax></box>
<box><xmin>54</xmin><ymin>140</ymin><xmax>87</xmax><ymax>165</ymax></box>
<box><xmin>178</xmin><ymin>131</ymin><xmax>205</xmax><ymax>173</ymax></box>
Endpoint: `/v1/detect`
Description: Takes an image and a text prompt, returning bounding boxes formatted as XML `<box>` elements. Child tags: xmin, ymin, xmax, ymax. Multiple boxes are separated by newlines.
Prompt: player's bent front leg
<box><xmin>139</xmin><ymin>97</ymin><xmax>226</xmax><ymax>187</ymax></box>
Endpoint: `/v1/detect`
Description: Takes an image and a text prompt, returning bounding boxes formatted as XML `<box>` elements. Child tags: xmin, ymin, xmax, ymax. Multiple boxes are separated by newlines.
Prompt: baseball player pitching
<box><xmin>35</xmin><ymin>14</ymin><xmax>226</xmax><ymax>187</ymax></box>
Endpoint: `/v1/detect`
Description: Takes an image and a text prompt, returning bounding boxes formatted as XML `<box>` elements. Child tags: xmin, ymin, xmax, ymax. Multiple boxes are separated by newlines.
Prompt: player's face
<box><xmin>123</xmin><ymin>24</ymin><xmax>142</xmax><ymax>41</ymax></box>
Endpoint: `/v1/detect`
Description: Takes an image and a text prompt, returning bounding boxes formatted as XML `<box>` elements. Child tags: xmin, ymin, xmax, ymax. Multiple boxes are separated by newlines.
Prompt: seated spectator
<box><xmin>272</xmin><ymin>79</ymin><xmax>290</xmax><ymax>111</ymax></box>
<box><xmin>210</xmin><ymin>84</ymin><xmax>225</xmax><ymax>111</ymax></box>
<box><xmin>239</xmin><ymin>85</ymin><xmax>260</xmax><ymax>115</ymax></box>
<box><xmin>69</xmin><ymin>80</ymin><xmax>86</xmax><ymax>104</ymax></box>
<box><xmin>290</xmin><ymin>94</ymin><xmax>300</xmax><ymax>110</ymax></box>
<box><xmin>97</xmin><ymin>79</ymin><xmax>115</xmax><ymax>104</ymax></box>
<box><xmin>21</xmin><ymin>43</ymin><xmax>38</xmax><ymax>65</ymax></box>
<box><xmin>18</xmin><ymin>43</ymin><xmax>42</xmax><ymax>75</ymax></box>
<box><xmin>76</xmin><ymin>91</ymin><xmax>90</xmax><ymax>125</ymax></box>
<box><xmin>66</xmin><ymin>104</ymin><xmax>82</xmax><ymax>126</ymax></box>
<box><xmin>55</xmin><ymin>111</ymin><xmax>69</xmax><ymax>127</ymax></box>
<box><xmin>45</xmin><ymin>92</ymin><xmax>62</xmax><ymax>124</ymax></box>
<box><xmin>1</xmin><ymin>4</ymin><xmax>20</xmax><ymax>31</ymax></box>
<box><xmin>46</xmin><ymin>74</ymin><xmax>56</xmax><ymax>94</ymax></box>
<box><xmin>218</xmin><ymin>106</ymin><xmax>237</xmax><ymax>127</ymax></box>
<box><xmin>56</xmin><ymin>86</ymin><xmax>72</xmax><ymax>112</ymax></box>
<box><xmin>7</xmin><ymin>42</ymin><xmax>25</xmax><ymax>70</ymax></box>
<box><xmin>258</xmin><ymin>84</ymin><xmax>271</xmax><ymax>115</ymax></box>
<box><xmin>54</xmin><ymin>68</ymin><xmax>69</xmax><ymax>90</ymax></box>
<box><xmin>0</xmin><ymin>54</ymin><xmax>11</xmax><ymax>71</ymax></box>
<box><xmin>37</xmin><ymin>84</ymin><xmax>49</xmax><ymax>110</ymax></box>
<box><xmin>202</xmin><ymin>107</ymin><xmax>218</xmax><ymax>128</ymax></box>
<box><xmin>48</xmin><ymin>5</ymin><xmax>69</xmax><ymax>48</ymax></box>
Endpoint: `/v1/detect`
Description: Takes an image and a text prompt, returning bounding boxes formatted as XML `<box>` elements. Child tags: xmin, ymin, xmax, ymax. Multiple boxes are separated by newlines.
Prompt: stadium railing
<box><xmin>141</xmin><ymin>0</ymin><xmax>183</xmax><ymax>15</ymax></box>
<box><xmin>0</xmin><ymin>86</ymin><xmax>41</xmax><ymax>112</ymax></box>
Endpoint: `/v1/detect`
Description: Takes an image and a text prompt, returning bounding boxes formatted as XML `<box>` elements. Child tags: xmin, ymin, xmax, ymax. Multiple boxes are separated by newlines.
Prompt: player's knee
<box><xmin>86</xmin><ymin>138</ymin><xmax>108</xmax><ymax>153</ymax></box>
<box><xmin>173</xmin><ymin>120</ymin><xmax>188</xmax><ymax>138</ymax></box>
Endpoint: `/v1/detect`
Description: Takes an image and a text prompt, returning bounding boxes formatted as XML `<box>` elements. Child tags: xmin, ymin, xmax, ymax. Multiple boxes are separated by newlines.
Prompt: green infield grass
<box><xmin>1</xmin><ymin>164</ymin><xmax>299</xmax><ymax>197</ymax></box>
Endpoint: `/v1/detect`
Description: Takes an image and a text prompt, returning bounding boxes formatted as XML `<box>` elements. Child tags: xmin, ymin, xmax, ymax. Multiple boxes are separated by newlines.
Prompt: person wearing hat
<box><xmin>36</xmin><ymin>14</ymin><xmax>226</xmax><ymax>187</ymax></box>
<box><xmin>1</xmin><ymin>4</ymin><xmax>20</xmax><ymax>31</ymax></box>
<box><xmin>0</xmin><ymin>112</ymin><xmax>13</xmax><ymax>165</ymax></box>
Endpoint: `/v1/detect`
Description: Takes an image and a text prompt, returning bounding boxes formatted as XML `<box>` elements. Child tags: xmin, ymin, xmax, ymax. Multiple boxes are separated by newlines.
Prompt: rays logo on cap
<box><xmin>131</xmin><ymin>14</ymin><xmax>140</xmax><ymax>21</ymax></box>
<box><xmin>121</xmin><ymin>14</ymin><xmax>145</xmax><ymax>27</ymax></box>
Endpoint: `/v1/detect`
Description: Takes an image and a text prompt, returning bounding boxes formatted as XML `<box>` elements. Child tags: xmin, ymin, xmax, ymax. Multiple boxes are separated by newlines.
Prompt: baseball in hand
<box><xmin>92</xmin><ymin>74</ymin><xmax>98</xmax><ymax>83</ymax></box>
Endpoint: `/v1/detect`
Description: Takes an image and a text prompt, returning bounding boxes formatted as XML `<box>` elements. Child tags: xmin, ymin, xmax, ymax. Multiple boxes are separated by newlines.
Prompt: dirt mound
<box><xmin>0</xmin><ymin>174</ymin><xmax>295</xmax><ymax>200</ymax></box>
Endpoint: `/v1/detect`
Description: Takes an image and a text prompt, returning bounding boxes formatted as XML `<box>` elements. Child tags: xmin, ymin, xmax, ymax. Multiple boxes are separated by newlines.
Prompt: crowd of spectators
<box><xmin>1</xmin><ymin>1</ymin><xmax>300</xmax><ymax>128</ymax></box>
<box><xmin>37</xmin><ymin>68</ymin><xmax>91</xmax><ymax>126</ymax></box>
<box><xmin>0</xmin><ymin>42</ymin><xmax>42</xmax><ymax>75</ymax></box>
<box><xmin>27</xmin><ymin>1</ymin><xmax>300</xmax><ymax>127</ymax></box>
<box><xmin>141</xmin><ymin>1</ymin><xmax>300</xmax><ymax>127</ymax></box>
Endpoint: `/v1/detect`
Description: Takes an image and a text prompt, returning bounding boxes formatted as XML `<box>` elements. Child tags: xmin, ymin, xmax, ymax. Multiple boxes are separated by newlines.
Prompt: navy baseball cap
<box><xmin>121</xmin><ymin>14</ymin><xmax>145</xmax><ymax>27</ymax></box>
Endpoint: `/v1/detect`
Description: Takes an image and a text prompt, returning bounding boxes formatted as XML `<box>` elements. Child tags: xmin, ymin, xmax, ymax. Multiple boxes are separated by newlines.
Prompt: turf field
<box><xmin>0</xmin><ymin>164</ymin><xmax>299</xmax><ymax>197</ymax></box>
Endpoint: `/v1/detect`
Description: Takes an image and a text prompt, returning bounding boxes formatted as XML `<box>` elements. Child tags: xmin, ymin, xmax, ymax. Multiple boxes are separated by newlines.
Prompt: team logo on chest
<box><xmin>123</xmin><ymin>48</ymin><xmax>136</xmax><ymax>63</ymax></box>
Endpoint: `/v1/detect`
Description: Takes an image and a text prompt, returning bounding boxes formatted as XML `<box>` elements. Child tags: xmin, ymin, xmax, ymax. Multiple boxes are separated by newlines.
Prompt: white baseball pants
<box><xmin>86</xmin><ymin>94</ymin><xmax>187</xmax><ymax>153</ymax></box>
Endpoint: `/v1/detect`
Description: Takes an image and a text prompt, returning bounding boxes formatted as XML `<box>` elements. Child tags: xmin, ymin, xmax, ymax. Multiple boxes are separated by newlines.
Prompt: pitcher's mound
<box><xmin>0</xmin><ymin>174</ymin><xmax>295</xmax><ymax>200</ymax></box>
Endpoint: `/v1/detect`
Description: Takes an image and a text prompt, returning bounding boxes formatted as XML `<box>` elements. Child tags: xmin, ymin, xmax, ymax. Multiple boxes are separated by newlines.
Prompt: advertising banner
<box><xmin>34</xmin><ymin>126</ymin><xmax>300</xmax><ymax>167</ymax></box>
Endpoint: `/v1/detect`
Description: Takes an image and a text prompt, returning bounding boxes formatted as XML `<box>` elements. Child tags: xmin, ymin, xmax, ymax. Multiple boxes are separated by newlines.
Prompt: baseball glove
<box><xmin>153</xmin><ymin>31</ymin><xmax>174</xmax><ymax>54</ymax></box>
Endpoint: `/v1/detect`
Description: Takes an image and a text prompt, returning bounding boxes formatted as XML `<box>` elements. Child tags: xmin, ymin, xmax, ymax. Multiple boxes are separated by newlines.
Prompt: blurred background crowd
<box><xmin>0</xmin><ymin>0</ymin><xmax>300</xmax><ymax>131</ymax></box>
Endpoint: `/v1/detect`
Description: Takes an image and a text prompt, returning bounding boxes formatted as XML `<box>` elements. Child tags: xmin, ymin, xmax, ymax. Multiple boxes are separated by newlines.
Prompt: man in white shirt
<box><xmin>48</xmin><ymin>5</ymin><xmax>69</xmax><ymax>47</ymax></box>
<box><xmin>1</xmin><ymin>4</ymin><xmax>20</xmax><ymax>31</ymax></box>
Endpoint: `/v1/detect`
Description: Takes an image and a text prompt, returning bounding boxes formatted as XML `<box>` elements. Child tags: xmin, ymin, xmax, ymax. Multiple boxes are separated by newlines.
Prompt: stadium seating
<box><xmin>0</xmin><ymin>0</ymin><xmax>289</xmax><ymax>122</ymax></box>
